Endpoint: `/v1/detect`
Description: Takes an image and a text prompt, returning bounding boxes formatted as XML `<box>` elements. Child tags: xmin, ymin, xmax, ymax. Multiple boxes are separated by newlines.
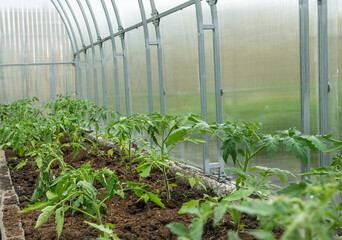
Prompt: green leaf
<box><xmin>46</xmin><ymin>191</ymin><xmax>58</xmax><ymax>200</ymax></box>
<box><xmin>222</xmin><ymin>189</ymin><xmax>253</xmax><ymax>202</ymax></box>
<box><xmin>277</xmin><ymin>182</ymin><xmax>308</xmax><ymax>197</ymax></box>
<box><xmin>73</xmin><ymin>148</ymin><xmax>79</xmax><ymax>159</ymax></box>
<box><xmin>232</xmin><ymin>201</ymin><xmax>275</xmax><ymax>216</ymax></box>
<box><xmin>84</xmin><ymin>221</ymin><xmax>113</xmax><ymax>235</ymax></box>
<box><xmin>178</xmin><ymin>200</ymin><xmax>200</xmax><ymax>215</ymax></box>
<box><xmin>189</xmin><ymin>218</ymin><xmax>204</xmax><ymax>240</ymax></box>
<box><xmin>222</xmin><ymin>139</ymin><xmax>237</xmax><ymax>163</ymax></box>
<box><xmin>166</xmin><ymin>127</ymin><xmax>189</xmax><ymax>147</ymax></box>
<box><xmin>301</xmin><ymin>135</ymin><xmax>327</xmax><ymax>151</ymax></box>
<box><xmin>283</xmin><ymin>136</ymin><xmax>308</xmax><ymax>167</ymax></box>
<box><xmin>13</xmin><ymin>160</ymin><xmax>26</xmax><ymax>170</ymax></box>
<box><xmin>146</xmin><ymin>192</ymin><xmax>165</xmax><ymax>208</ymax></box>
<box><xmin>35</xmin><ymin>206</ymin><xmax>56</xmax><ymax>228</ymax></box>
<box><xmin>192</xmin><ymin>121</ymin><xmax>210</xmax><ymax>134</ymax></box>
<box><xmin>250</xmin><ymin>230</ymin><xmax>276</xmax><ymax>240</ymax></box>
<box><xmin>228</xmin><ymin>231</ymin><xmax>242</xmax><ymax>240</ymax></box>
<box><xmin>167</xmin><ymin>223</ymin><xmax>190</xmax><ymax>238</ymax></box>
<box><xmin>55</xmin><ymin>208</ymin><xmax>64</xmax><ymax>239</ymax></box>
<box><xmin>213</xmin><ymin>202</ymin><xmax>229</xmax><ymax>226</ymax></box>
<box><xmin>263</xmin><ymin>134</ymin><xmax>279</xmax><ymax>158</ymax></box>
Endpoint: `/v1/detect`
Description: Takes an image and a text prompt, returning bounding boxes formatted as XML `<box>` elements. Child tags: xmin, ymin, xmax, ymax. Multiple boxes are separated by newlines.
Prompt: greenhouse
<box><xmin>0</xmin><ymin>0</ymin><xmax>341</xmax><ymax>239</ymax></box>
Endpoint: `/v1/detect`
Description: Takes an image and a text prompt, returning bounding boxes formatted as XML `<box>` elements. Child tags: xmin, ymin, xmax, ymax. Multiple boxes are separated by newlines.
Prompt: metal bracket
<box><xmin>118</xmin><ymin>26</ymin><xmax>125</xmax><ymax>40</ymax></box>
<box><xmin>82</xmin><ymin>44</ymin><xmax>87</xmax><ymax>54</ymax></box>
<box><xmin>151</xmin><ymin>9</ymin><xmax>160</xmax><ymax>27</ymax></box>
<box><xmin>206</xmin><ymin>0</ymin><xmax>218</xmax><ymax>6</ymax></box>
<box><xmin>97</xmin><ymin>36</ymin><xmax>102</xmax><ymax>48</ymax></box>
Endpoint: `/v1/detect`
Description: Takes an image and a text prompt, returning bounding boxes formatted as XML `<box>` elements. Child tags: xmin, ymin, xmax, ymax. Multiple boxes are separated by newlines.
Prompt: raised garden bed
<box><xmin>2</xmin><ymin>142</ymin><xmax>273</xmax><ymax>240</ymax></box>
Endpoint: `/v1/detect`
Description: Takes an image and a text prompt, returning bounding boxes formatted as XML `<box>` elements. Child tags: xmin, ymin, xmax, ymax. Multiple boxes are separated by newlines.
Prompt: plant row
<box><xmin>0</xmin><ymin>94</ymin><xmax>341</xmax><ymax>240</ymax></box>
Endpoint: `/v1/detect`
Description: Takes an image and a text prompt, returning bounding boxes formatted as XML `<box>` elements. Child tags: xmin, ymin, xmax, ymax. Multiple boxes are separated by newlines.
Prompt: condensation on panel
<box><xmin>339</xmin><ymin>2</ymin><xmax>342</xmax><ymax>143</ymax></box>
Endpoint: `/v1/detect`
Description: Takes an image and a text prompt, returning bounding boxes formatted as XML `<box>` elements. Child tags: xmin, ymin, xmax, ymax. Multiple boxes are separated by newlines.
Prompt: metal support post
<box><xmin>85</xmin><ymin>0</ymin><xmax>107</xmax><ymax>108</ymax></box>
<box><xmin>299</xmin><ymin>0</ymin><xmax>311</xmax><ymax>175</ymax></box>
<box><xmin>195</xmin><ymin>0</ymin><xmax>210</xmax><ymax>174</ymax></box>
<box><xmin>317</xmin><ymin>0</ymin><xmax>329</xmax><ymax>166</ymax></box>
<box><xmin>111</xmin><ymin>0</ymin><xmax>131</xmax><ymax>116</ymax></box>
<box><xmin>100</xmin><ymin>0</ymin><xmax>121</xmax><ymax>112</ymax></box>
<box><xmin>150</xmin><ymin>0</ymin><xmax>166</xmax><ymax>115</ymax></box>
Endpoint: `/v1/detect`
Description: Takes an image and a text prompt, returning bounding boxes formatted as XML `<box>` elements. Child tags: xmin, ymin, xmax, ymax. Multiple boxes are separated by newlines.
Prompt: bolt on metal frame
<box><xmin>100</xmin><ymin>0</ymin><xmax>121</xmax><ymax>112</ymax></box>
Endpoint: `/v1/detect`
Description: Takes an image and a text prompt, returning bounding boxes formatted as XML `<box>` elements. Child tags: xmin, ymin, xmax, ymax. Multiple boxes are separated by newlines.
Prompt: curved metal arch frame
<box><xmin>51</xmin><ymin>0</ymin><xmax>81</xmax><ymax>99</ymax></box>
<box><xmin>110</xmin><ymin>0</ymin><xmax>132</xmax><ymax>116</ymax></box>
<box><xmin>138</xmin><ymin>0</ymin><xmax>154</xmax><ymax>114</ymax></box>
<box><xmin>85</xmin><ymin>0</ymin><xmax>107</xmax><ymax>108</ymax></box>
<box><xmin>76</xmin><ymin>0</ymin><xmax>99</xmax><ymax>106</ymax></box>
<box><xmin>149</xmin><ymin>0</ymin><xmax>166</xmax><ymax>115</ymax></box>
<box><xmin>65</xmin><ymin>0</ymin><xmax>91</xmax><ymax>102</ymax></box>
<box><xmin>100</xmin><ymin>0</ymin><xmax>121</xmax><ymax>112</ymax></box>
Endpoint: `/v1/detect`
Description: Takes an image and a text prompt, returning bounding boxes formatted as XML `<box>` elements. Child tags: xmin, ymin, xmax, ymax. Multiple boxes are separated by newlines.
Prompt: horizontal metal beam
<box><xmin>0</xmin><ymin>61</ymin><xmax>74</xmax><ymax>67</ymax></box>
<box><xmin>75</xmin><ymin>0</ymin><xmax>196</xmax><ymax>56</ymax></box>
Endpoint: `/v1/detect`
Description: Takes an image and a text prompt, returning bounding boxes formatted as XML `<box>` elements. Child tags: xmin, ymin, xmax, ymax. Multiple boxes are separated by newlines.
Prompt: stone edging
<box><xmin>0</xmin><ymin>150</ymin><xmax>25</xmax><ymax>240</ymax></box>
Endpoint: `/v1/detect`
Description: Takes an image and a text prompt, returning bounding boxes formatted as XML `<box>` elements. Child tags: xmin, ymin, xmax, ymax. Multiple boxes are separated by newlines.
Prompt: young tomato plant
<box><xmin>213</xmin><ymin>122</ymin><xmax>327</xmax><ymax>190</ymax></box>
<box><xmin>134</xmin><ymin>113</ymin><xmax>205</xmax><ymax>200</ymax></box>
<box><xmin>104</xmin><ymin>113</ymin><xmax>146</xmax><ymax>165</ymax></box>
<box><xmin>20</xmin><ymin>163</ymin><xmax>123</xmax><ymax>239</ymax></box>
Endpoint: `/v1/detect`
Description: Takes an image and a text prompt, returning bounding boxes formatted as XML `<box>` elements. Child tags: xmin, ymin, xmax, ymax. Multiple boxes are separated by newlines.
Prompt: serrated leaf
<box><xmin>232</xmin><ymin>201</ymin><xmax>275</xmax><ymax>216</ymax></box>
<box><xmin>178</xmin><ymin>200</ymin><xmax>200</xmax><ymax>215</ymax></box>
<box><xmin>283</xmin><ymin>136</ymin><xmax>308</xmax><ymax>167</ymax></box>
<box><xmin>263</xmin><ymin>134</ymin><xmax>279</xmax><ymax>158</ymax></box>
<box><xmin>146</xmin><ymin>192</ymin><xmax>165</xmax><ymax>208</ymax></box>
<box><xmin>35</xmin><ymin>206</ymin><xmax>56</xmax><ymax>228</ymax></box>
<box><xmin>277</xmin><ymin>182</ymin><xmax>308</xmax><ymax>197</ymax></box>
<box><xmin>46</xmin><ymin>191</ymin><xmax>58</xmax><ymax>200</ymax></box>
<box><xmin>167</xmin><ymin>222</ymin><xmax>190</xmax><ymax>238</ymax></box>
<box><xmin>55</xmin><ymin>208</ymin><xmax>64</xmax><ymax>239</ymax></box>
<box><xmin>222</xmin><ymin>189</ymin><xmax>253</xmax><ymax>202</ymax></box>
<box><xmin>301</xmin><ymin>135</ymin><xmax>327</xmax><ymax>151</ymax></box>
<box><xmin>222</xmin><ymin>139</ymin><xmax>237</xmax><ymax>163</ymax></box>
<box><xmin>213</xmin><ymin>202</ymin><xmax>229</xmax><ymax>226</ymax></box>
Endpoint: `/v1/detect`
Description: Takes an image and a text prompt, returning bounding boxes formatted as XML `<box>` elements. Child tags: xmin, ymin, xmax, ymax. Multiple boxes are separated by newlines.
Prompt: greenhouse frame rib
<box><xmin>0</xmin><ymin>0</ymin><xmax>333</xmax><ymax>175</ymax></box>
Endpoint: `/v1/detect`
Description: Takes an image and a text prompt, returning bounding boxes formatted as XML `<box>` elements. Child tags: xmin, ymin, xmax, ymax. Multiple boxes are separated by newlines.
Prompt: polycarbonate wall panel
<box><xmin>218</xmin><ymin>0</ymin><xmax>302</xmax><ymax>176</ymax></box>
<box><xmin>0</xmin><ymin>1</ymin><xmax>74</xmax><ymax>104</ymax></box>
<box><xmin>161</xmin><ymin>7</ymin><xmax>200</xmax><ymax>115</ymax></box>
<box><xmin>126</xmin><ymin>28</ymin><xmax>149</xmax><ymax>114</ymax></box>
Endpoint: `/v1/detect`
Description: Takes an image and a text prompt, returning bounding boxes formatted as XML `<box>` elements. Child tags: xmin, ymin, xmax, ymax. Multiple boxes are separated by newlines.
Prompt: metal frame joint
<box><xmin>151</xmin><ymin>9</ymin><xmax>160</xmax><ymax>27</ymax></box>
<box><xmin>206</xmin><ymin>0</ymin><xmax>218</xmax><ymax>6</ymax></box>
<box><xmin>118</xmin><ymin>26</ymin><xmax>125</xmax><ymax>39</ymax></box>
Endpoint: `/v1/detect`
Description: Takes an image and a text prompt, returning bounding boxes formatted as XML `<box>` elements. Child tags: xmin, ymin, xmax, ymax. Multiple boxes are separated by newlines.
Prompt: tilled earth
<box><xmin>5</xmin><ymin>141</ymin><xmax>278</xmax><ymax>240</ymax></box>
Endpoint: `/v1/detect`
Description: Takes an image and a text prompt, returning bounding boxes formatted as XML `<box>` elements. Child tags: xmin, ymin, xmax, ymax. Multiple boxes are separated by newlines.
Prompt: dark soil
<box><xmin>5</xmin><ymin>141</ymin><xmax>281</xmax><ymax>240</ymax></box>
